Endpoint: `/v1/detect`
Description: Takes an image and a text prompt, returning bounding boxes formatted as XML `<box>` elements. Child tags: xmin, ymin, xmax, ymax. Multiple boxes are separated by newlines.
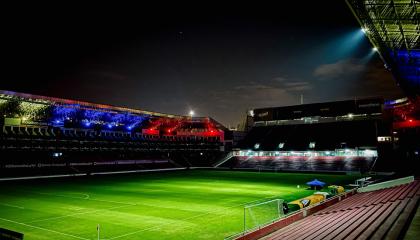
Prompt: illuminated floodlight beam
<box><xmin>361</xmin><ymin>27</ymin><xmax>367</xmax><ymax>34</ymax></box>
<box><xmin>189</xmin><ymin>110</ymin><xmax>194</xmax><ymax>117</ymax></box>
<box><xmin>372</xmin><ymin>47</ymin><xmax>378</xmax><ymax>52</ymax></box>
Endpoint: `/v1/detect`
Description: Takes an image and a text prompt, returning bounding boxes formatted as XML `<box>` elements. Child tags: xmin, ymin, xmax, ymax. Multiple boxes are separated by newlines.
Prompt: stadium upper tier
<box><xmin>250</xmin><ymin>98</ymin><xmax>383</xmax><ymax>123</ymax></box>
<box><xmin>0</xmin><ymin>90</ymin><xmax>225</xmax><ymax>140</ymax></box>
<box><xmin>346</xmin><ymin>0</ymin><xmax>420</xmax><ymax>95</ymax></box>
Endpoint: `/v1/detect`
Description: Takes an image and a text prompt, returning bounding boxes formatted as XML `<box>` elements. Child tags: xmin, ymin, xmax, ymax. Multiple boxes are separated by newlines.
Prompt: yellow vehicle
<box><xmin>328</xmin><ymin>185</ymin><xmax>345</xmax><ymax>195</ymax></box>
<box><xmin>289</xmin><ymin>193</ymin><xmax>326</xmax><ymax>209</ymax></box>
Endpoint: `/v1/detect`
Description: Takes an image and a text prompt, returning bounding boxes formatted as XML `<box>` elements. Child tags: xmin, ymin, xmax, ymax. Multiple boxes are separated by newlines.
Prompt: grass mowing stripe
<box><xmin>0</xmin><ymin>217</ymin><xmax>90</xmax><ymax>240</ymax></box>
<box><xmin>28</xmin><ymin>204</ymin><xmax>135</xmax><ymax>224</ymax></box>
<box><xmin>107</xmin><ymin>194</ymin><xmax>282</xmax><ymax>239</ymax></box>
<box><xmin>25</xmin><ymin>191</ymin><xmax>137</xmax><ymax>206</ymax></box>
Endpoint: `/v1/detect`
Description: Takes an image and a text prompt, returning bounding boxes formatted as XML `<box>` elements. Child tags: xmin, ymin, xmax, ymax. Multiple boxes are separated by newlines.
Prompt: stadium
<box><xmin>0</xmin><ymin>1</ymin><xmax>419</xmax><ymax>240</ymax></box>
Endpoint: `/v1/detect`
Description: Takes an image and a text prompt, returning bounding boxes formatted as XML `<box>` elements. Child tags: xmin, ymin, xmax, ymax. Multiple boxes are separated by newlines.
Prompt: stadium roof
<box><xmin>348</xmin><ymin>0</ymin><xmax>419</xmax><ymax>50</ymax></box>
<box><xmin>346</xmin><ymin>0</ymin><xmax>420</xmax><ymax>95</ymax></box>
<box><xmin>0</xmin><ymin>89</ymin><xmax>182</xmax><ymax>118</ymax></box>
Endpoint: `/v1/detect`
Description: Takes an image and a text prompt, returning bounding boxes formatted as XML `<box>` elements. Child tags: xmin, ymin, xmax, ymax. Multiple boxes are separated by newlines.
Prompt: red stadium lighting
<box><xmin>409</xmin><ymin>119</ymin><xmax>413</xmax><ymax>123</ymax></box>
<box><xmin>167</xmin><ymin>129</ymin><xmax>171</xmax><ymax>133</ymax></box>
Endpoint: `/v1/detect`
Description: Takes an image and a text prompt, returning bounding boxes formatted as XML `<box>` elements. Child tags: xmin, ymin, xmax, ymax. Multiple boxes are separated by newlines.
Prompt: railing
<box><xmin>357</xmin><ymin>176</ymin><xmax>414</xmax><ymax>193</ymax></box>
<box><xmin>225</xmin><ymin>188</ymin><xmax>357</xmax><ymax>240</ymax></box>
<box><xmin>213</xmin><ymin>151</ymin><xmax>234</xmax><ymax>167</ymax></box>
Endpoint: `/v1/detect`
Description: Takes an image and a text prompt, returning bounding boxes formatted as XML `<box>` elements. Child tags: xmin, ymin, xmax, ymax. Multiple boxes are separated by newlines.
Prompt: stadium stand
<box><xmin>219</xmin><ymin>96</ymin><xmax>420</xmax><ymax>174</ymax></box>
<box><xmin>0</xmin><ymin>90</ymin><xmax>227</xmax><ymax>177</ymax></box>
<box><xmin>220</xmin><ymin>98</ymin><xmax>385</xmax><ymax>173</ymax></box>
<box><xmin>261</xmin><ymin>180</ymin><xmax>420</xmax><ymax>240</ymax></box>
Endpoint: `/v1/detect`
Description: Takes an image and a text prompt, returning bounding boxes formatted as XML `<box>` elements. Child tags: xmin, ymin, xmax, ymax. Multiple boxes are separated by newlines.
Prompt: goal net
<box><xmin>243</xmin><ymin>199</ymin><xmax>284</xmax><ymax>232</ymax></box>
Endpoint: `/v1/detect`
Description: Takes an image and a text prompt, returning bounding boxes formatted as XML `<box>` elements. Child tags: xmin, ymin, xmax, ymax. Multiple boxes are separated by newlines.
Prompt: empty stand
<box><xmin>226</xmin><ymin>156</ymin><xmax>375</xmax><ymax>172</ymax></box>
<box><xmin>262</xmin><ymin>181</ymin><xmax>420</xmax><ymax>240</ymax></box>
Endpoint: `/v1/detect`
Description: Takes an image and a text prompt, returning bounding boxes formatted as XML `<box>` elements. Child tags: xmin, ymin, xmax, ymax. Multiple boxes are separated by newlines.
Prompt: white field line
<box><xmin>28</xmin><ymin>204</ymin><xmax>134</xmax><ymax>224</ymax></box>
<box><xmin>82</xmin><ymin>194</ymin><xmax>90</xmax><ymax>199</ymax></box>
<box><xmin>0</xmin><ymin>202</ymin><xmax>25</xmax><ymax>209</ymax></box>
<box><xmin>27</xmin><ymin>191</ymin><xmax>137</xmax><ymax>206</ymax></box>
<box><xmin>0</xmin><ymin>217</ymin><xmax>90</xmax><ymax>240</ymax></box>
<box><xmin>106</xmin><ymin>195</ymin><xmax>282</xmax><ymax>240</ymax></box>
<box><xmin>0</xmin><ymin>167</ymin><xmax>188</xmax><ymax>181</ymax></box>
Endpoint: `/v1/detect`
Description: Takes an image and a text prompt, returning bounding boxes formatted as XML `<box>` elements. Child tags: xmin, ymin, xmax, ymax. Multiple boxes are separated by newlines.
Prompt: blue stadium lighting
<box><xmin>389</xmin><ymin>49</ymin><xmax>420</xmax><ymax>88</ymax></box>
<box><xmin>84</xmin><ymin>110</ymin><xmax>105</xmax><ymax>121</ymax></box>
<box><xmin>372</xmin><ymin>47</ymin><xmax>378</xmax><ymax>52</ymax></box>
<box><xmin>49</xmin><ymin>105</ymin><xmax>151</xmax><ymax>129</ymax></box>
<box><xmin>127</xmin><ymin>126</ymin><xmax>133</xmax><ymax>130</ymax></box>
<box><xmin>52</xmin><ymin>106</ymin><xmax>78</xmax><ymax>120</ymax></box>
<box><xmin>361</xmin><ymin>28</ymin><xmax>367</xmax><ymax>34</ymax></box>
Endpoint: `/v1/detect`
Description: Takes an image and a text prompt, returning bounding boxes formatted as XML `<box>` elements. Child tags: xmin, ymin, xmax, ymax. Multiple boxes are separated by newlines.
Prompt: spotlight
<box><xmin>189</xmin><ymin>110</ymin><xmax>194</xmax><ymax>117</ymax></box>
<box><xmin>361</xmin><ymin>28</ymin><xmax>367</xmax><ymax>33</ymax></box>
<box><xmin>373</xmin><ymin>47</ymin><xmax>378</xmax><ymax>52</ymax></box>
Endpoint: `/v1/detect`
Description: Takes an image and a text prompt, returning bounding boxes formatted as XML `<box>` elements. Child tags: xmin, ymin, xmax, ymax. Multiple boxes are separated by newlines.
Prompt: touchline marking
<box><xmin>0</xmin><ymin>202</ymin><xmax>25</xmax><ymax>209</ymax></box>
<box><xmin>107</xmin><ymin>195</ymin><xmax>281</xmax><ymax>239</ymax></box>
<box><xmin>0</xmin><ymin>217</ymin><xmax>90</xmax><ymax>240</ymax></box>
<box><xmin>28</xmin><ymin>204</ymin><xmax>134</xmax><ymax>224</ymax></box>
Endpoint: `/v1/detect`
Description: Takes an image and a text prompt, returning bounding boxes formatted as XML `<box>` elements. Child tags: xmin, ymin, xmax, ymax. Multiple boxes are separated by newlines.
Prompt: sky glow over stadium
<box><xmin>1</xmin><ymin>2</ymin><xmax>403</xmax><ymax>127</ymax></box>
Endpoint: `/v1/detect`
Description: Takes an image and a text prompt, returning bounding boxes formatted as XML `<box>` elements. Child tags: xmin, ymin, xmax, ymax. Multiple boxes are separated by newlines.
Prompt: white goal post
<box><xmin>243</xmin><ymin>198</ymin><xmax>284</xmax><ymax>232</ymax></box>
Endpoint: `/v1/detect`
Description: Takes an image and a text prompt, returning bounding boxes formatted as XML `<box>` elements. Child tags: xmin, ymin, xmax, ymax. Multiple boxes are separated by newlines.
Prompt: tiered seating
<box><xmin>316</xmin><ymin>181</ymin><xmax>420</xmax><ymax>215</ymax></box>
<box><xmin>1</xmin><ymin>125</ymin><xmax>222</xmax><ymax>152</ymax></box>
<box><xmin>1</xmin><ymin>124</ymin><xmax>223</xmax><ymax>177</ymax></box>
<box><xmin>230</xmin><ymin>156</ymin><xmax>375</xmax><ymax>172</ymax></box>
<box><xmin>263</xmin><ymin>181</ymin><xmax>420</xmax><ymax>240</ymax></box>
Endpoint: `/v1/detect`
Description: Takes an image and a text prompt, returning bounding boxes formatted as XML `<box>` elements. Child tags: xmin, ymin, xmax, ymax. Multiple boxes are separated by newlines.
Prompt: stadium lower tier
<box><xmin>222</xmin><ymin>156</ymin><xmax>376</xmax><ymax>173</ymax></box>
<box><xmin>1</xmin><ymin>125</ymin><xmax>222</xmax><ymax>152</ymax></box>
<box><xmin>0</xmin><ymin>151</ymin><xmax>223</xmax><ymax>177</ymax></box>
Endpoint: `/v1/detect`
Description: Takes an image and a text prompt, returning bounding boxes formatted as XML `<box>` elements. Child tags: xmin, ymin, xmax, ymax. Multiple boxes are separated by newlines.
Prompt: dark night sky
<box><xmin>1</xmin><ymin>1</ymin><xmax>402</xmax><ymax>127</ymax></box>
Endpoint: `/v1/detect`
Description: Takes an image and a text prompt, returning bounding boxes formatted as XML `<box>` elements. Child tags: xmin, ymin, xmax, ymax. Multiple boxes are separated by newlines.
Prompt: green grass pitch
<box><xmin>0</xmin><ymin>170</ymin><xmax>360</xmax><ymax>240</ymax></box>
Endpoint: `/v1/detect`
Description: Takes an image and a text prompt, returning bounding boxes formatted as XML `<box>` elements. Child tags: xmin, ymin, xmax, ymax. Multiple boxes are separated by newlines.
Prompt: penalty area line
<box><xmin>107</xmin><ymin>194</ymin><xmax>283</xmax><ymax>239</ymax></box>
<box><xmin>0</xmin><ymin>217</ymin><xmax>89</xmax><ymax>240</ymax></box>
<box><xmin>28</xmin><ymin>204</ymin><xmax>134</xmax><ymax>224</ymax></box>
